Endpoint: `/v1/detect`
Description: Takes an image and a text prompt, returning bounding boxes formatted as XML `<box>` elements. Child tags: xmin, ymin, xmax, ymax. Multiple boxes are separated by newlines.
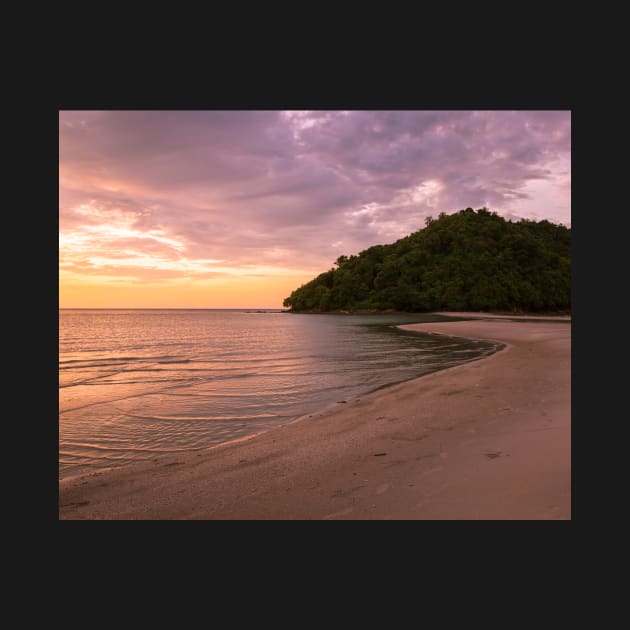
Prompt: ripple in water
<box><xmin>59</xmin><ymin>309</ymin><xmax>502</xmax><ymax>479</ymax></box>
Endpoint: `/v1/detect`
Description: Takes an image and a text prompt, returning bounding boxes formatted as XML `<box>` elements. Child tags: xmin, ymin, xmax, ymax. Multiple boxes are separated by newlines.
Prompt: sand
<box><xmin>59</xmin><ymin>316</ymin><xmax>571</xmax><ymax>520</ymax></box>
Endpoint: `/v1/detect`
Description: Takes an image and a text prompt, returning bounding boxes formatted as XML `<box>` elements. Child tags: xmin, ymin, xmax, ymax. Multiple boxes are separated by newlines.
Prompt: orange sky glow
<box><xmin>59</xmin><ymin>110</ymin><xmax>570</xmax><ymax>308</ymax></box>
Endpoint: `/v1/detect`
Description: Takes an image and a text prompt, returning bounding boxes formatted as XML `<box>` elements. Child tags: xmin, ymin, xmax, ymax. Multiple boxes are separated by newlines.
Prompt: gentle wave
<box><xmin>59</xmin><ymin>310</ymin><xmax>501</xmax><ymax>479</ymax></box>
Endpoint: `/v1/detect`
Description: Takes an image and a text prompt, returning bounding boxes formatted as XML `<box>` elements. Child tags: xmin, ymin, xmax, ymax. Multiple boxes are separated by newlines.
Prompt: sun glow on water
<box><xmin>59</xmin><ymin>310</ymin><xmax>502</xmax><ymax>479</ymax></box>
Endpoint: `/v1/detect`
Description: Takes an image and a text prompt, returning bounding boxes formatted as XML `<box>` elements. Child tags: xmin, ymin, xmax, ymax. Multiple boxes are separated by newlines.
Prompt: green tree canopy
<box><xmin>283</xmin><ymin>208</ymin><xmax>570</xmax><ymax>313</ymax></box>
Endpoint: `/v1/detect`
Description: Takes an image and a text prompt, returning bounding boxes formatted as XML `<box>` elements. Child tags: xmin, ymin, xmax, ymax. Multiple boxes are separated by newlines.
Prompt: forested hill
<box><xmin>283</xmin><ymin>208</ymin><xmax>571</xmax><ymax>313</ymax></box>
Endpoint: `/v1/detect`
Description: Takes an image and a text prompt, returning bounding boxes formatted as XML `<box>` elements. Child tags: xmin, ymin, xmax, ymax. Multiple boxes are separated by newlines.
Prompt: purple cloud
<box><xmin>60</xmin><ymin>110</ymin><xmax>571</xmax><ymax>294</ymax></box>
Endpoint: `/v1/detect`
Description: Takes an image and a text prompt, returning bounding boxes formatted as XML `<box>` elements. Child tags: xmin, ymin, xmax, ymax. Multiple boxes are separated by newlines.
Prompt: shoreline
<box><xmin>284</xmin><ymin>309</ymin><xmax>571</xmax><ymax>318</ymax></box>
<box><xmin>59</xmin><ymin>318</ymin><xmax>570</xmax><ymax>520</ymax></box>
<box><xmin>58</xmin><ymin>324</ymin><xmax>505</xmax><ymax>486</ymax></box>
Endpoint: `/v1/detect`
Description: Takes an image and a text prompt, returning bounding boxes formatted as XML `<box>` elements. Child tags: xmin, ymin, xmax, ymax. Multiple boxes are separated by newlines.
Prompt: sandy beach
<box><xmin>59</xmin><ymin>316</ymin><xmax>571</xmax><ymax>520</ymax></box>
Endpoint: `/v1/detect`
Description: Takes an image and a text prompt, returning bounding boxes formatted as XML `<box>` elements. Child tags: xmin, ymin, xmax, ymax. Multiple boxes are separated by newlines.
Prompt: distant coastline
<box><xmin>285</xmin><ymin>308</ymin><xmax>571</xmax><ymax>317</ymax></box>
<box><xmin>59</xmin><ymin>307</ymin><xmax>286</xmax><ymax>311</ymax></box>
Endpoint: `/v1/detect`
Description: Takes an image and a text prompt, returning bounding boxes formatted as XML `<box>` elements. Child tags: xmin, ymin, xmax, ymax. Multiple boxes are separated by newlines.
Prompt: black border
<box><xmin>51</xmin><ymin>81</ymin><xmax>575</xmax><ymax>574</ymax></box>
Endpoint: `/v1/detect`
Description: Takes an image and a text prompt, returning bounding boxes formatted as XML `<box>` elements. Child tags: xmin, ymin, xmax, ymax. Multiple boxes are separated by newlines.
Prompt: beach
<box><xmin>59</xmin><ymin>315</ymin><xmax>571</xmax><ymax>520</ymax></box>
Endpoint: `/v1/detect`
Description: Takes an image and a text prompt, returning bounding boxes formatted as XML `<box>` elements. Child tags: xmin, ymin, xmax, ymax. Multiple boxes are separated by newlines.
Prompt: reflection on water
<box><xmin>59</xmin><ymin>310</ymin><xmax>502</xmax><ymax>479</ymax></box>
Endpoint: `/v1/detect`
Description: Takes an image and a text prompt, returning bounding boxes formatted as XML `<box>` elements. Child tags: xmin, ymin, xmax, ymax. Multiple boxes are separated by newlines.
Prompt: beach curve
<box><xmin>59</xmin><ymin>317</ymin><xmax>571</xmax><ymax>520</ymax></box>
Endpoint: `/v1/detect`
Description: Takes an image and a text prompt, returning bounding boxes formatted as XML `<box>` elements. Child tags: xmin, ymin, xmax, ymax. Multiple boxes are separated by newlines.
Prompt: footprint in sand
<box><xmin>323</xmin><ymin>507</ymin><xmax>354</xmax><ymax>520</ymax></box>
<box><xmin>485</xmin><ymin>451</ymin><xmax>502</xmax><ymax>459</ymax></box>
<box><xmin>62</xmin><ymin>500</ymin><xmax>90</xmax><ymax>508</ymax></box>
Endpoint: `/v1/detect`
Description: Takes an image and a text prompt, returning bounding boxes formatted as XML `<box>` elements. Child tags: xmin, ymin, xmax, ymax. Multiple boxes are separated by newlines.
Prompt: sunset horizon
<box><xmin>59</xmin><ymin>110</ymin><xmax>570</xmax><ymax>309</ymax></box>
<box><xmin>60</xmin><ymin>109</ymin><xmax>571</xmax><ymax>520</ymax></box>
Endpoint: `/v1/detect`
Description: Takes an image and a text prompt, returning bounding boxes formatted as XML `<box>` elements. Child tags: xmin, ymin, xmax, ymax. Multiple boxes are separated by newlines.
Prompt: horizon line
<box><xmin>59</xmin><ymin>307</ymin><xmax>286</xmax><ymax>310</ymax></box>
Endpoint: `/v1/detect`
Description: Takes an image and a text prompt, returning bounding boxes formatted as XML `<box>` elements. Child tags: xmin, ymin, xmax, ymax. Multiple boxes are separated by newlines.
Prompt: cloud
<box><xmin>59</xmin><ymin>110</ymin><xmax>570</xmax><ymax>303</ymax></box>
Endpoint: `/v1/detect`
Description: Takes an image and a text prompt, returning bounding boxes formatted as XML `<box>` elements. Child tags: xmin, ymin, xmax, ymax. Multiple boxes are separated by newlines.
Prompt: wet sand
<box><xmin>59</xmin><ymin>318</ymin><xmax>571</xmax><ymax>520</ymax></box>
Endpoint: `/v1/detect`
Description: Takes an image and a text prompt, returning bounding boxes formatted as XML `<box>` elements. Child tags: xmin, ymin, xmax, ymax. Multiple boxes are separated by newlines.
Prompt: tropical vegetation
<box><xmin>283</xmin><ymin>208</ymin><xmax>570</xmax><ymax>313</ymax></box>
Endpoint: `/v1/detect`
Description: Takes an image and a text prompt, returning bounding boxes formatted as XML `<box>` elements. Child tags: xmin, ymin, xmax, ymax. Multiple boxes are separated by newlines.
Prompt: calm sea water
<box><xmin>59</xmin><ymin>309</ymin><xmax>502</xmax><ymax>479</ymax></box>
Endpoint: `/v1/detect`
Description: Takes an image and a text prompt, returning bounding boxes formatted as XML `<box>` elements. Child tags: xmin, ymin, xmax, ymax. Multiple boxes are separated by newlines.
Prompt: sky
<box><xmin>59</xmin><ymin>110</ymin><xmax>571</xmax><ymax>308</ymax></box>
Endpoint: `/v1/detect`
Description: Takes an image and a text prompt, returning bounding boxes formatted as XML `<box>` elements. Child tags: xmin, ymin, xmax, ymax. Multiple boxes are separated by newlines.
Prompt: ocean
<box><xmin>59</xmin><ymin>309</ymin><xmax>501</xmax><ymax>479</ymax></box>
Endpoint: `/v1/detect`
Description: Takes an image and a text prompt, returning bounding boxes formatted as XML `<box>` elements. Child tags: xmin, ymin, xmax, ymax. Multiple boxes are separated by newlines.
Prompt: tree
<box><xmin>282</xmin><ymin>208</ymin><xmax>570</xmax><ymax>313</ymax></box>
